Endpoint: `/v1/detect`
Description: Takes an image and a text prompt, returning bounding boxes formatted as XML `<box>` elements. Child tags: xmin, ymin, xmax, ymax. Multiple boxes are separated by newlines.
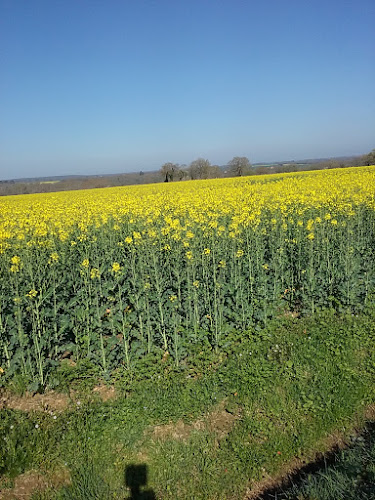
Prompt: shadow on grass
<box><xmin>125</xmin><ymin>464</ymin><xmax>156</xmax><ymax>500</ymax></box>
<box><xmin>256</xmin><ymin>421</ymin><xmax>375</xmax><ymax>500</ymax></box>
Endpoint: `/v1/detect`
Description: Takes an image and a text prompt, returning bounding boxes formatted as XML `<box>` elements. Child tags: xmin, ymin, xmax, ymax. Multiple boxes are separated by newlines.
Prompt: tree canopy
<box><xmin>160</xmin><ymin>162</ymin><xmax>180</xmax><ymax>182</ymax></box>
<box><xmin>228</xmin><ymin>156</ymin><xmax>251</xmax><ymax>176</ymax></box>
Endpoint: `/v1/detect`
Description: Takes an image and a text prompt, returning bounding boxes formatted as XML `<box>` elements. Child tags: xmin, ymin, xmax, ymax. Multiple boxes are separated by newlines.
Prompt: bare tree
<box><xmin>160</xmin><ymin>162</ymin><xmax>180</xmax><ymax>182</ymax></box>
<box><xmin>189</xmin><ymin>158</ymin><xmax>213</xmax><ymax>179</ymax></box>
<box><xmin>228</xmin><ymin>156</ymin><xmax>251</xmax><ymax>176</ymax></box>
<box><xmin>208</xmin><ymin>165</ymin><xmax>223</xmax><ymax>178</ymax></box>
<box><xmin>361</xmin><ymin>149</ymin><xmax>375</xmax><ymax>166</ymax></box>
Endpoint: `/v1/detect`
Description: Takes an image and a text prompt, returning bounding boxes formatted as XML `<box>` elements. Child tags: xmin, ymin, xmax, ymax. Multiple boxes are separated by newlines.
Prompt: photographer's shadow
<box><xmin>125</xmin><ymin>464</ymin><xmax>156</xmax><ymax>500</ymax></box>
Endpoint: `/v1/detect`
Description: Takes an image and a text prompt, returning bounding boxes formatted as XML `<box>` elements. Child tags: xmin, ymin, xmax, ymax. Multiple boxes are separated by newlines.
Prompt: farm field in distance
<box><xmin>1</xmin><ymin>166</ymin><xmax>375</xmax><ymax>499</ymax></box>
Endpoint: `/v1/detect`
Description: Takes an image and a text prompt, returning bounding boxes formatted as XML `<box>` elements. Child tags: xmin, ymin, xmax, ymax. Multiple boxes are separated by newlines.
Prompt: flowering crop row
<box><xmin>0</xmin><ymin>166</ymin><xmax>375</xmax><ymax>388</ymax></box>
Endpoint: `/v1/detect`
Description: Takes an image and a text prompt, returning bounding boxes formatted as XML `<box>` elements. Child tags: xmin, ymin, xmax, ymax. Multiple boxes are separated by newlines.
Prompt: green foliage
<box><xmin>1</xmin><ymin>203</ymin><xmax>375</xmax><ymax>387</ymax></box>
<box><xmin>56</xmin><ymin>461</ymin><xmax>113</xmax><ymax>500</ymax></box>
<box><xmin>0</xmin><ymin>409</ymin><xmax>63</xmax><ymax>478</ymax></box>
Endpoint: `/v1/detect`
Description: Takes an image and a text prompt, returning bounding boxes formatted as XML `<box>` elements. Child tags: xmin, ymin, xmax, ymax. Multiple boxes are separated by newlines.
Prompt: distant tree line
<box><xmin>159</xmin><ymin>149</ymin><xmax>375</xmax><ymax>183</ymax></box>
<box><xmin>160</xmin><ymin>156</ymin><xmax>252</xmax><ymax>182</ymax></box>
<box><xmin>1</xmin><ymin>149</ymin><xmax>374</xmax><ymax>197</ymax></box>
<box><xmin>0</xmin><ymin>171</ymin><xmax>161</xmax><ymax>197</ymax></box>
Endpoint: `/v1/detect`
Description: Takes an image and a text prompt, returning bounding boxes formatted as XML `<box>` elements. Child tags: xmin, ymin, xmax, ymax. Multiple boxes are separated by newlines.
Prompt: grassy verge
<box><xmin>268</xmin><ymin>422</ymin><xmax>375</xmax><ymax>500</ymax></box>
<box><xmin>1</xmin><ymin>308</ymin><xmax>375</xmax><ymax>499</ymax></box>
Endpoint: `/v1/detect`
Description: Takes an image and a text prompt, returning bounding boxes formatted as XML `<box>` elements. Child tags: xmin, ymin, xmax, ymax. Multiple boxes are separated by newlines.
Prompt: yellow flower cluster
<box><xmin>111</xmin><ymin>262</ymin><xmax>121</xmax><ymax>274</ymax></box>
<box><xmin>90</xmin><ymin>268</ymin><xmax>100</xmax><ymax>279</ymax></box>
<box><xmin>10</xmin><ymin>255</ymin><xmax>21</xmax><ymax>272</ymax></box>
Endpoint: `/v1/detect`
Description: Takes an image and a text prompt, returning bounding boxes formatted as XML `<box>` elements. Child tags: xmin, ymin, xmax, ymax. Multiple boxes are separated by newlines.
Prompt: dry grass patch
<box><xmin>0</xmin><ymin>391</ymin><xmax>69</xmax><ymax>413</ymax></box>
<box><xmin>151</xmin><ymin>400</ymin><xmax>241</xmax><ymax>443</ymax></box>
<box><xmin>0</xmin><ymin>467</ymin><xmax>69</xmax><ymax>500</ymax></box>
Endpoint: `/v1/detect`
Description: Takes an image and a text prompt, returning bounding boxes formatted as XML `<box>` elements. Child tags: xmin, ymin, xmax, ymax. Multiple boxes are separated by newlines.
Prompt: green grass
<box><xmin>1</xmin><ymin>308</ymin><xmax>375</xmax><ymax>499</ymax></box>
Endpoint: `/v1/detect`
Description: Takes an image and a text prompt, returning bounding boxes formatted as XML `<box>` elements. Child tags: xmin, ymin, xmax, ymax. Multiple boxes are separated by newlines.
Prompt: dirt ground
<box><xmin>0</xmin><ymin>391</ymin><xmax>70</xmax><ymax>413</ymax></box>
<box><xmin>152</xmin><ymin>400</ymin><xmax>241</xmax><ymax>442</ymax></box>
<box><xmin>0</xmin><ymin>384</ymin><xmax>117</xmax><ymax>413</ymax></box>
<box><xmin>0</xmin><ymin>468</ymin><xmax>69</xmax><ymax>500</ymax></box>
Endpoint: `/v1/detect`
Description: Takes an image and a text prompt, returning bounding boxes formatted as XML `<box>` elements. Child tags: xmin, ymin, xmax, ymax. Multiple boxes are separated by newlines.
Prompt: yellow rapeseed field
<box><xmin>0</xmin><ymin>166</ymin><xmax>375</xmax><ymax>387</ymax></box>
<box><xmin>1</xmin><ymin>166</ymin><xmax>374</xmax><ymax>252</ymax></box>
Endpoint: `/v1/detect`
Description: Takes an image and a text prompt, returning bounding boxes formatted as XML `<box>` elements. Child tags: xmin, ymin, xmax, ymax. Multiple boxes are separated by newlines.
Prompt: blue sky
<box><xmin>1</xmin><ymin>0</ymin><xmax>374</xmax><ymax>180</ymax></box>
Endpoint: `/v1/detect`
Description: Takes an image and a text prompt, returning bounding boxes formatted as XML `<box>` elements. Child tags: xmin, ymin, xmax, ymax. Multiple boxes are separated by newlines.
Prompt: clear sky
<box><xmin>1</xmin><ymin>0</ymin><xmax>374</xmax><ymax>180</ymax></box>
